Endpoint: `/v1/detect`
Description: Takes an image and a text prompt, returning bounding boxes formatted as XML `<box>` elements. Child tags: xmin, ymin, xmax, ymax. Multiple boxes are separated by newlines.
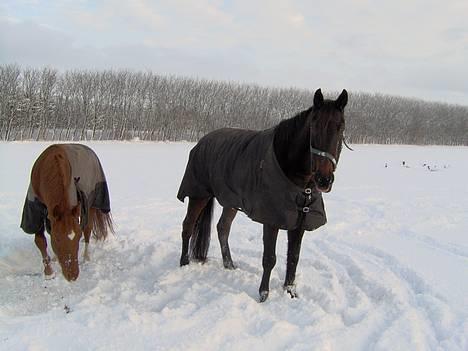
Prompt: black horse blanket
<box><xmin>20</xmin><ymin>144</ymin><xmax>110</xmax><ymax>235</ymax></box>
<box><xmin>177</xmin><ymin>128</ymin><xmax>327</xmax><ymax>231</ymax></box>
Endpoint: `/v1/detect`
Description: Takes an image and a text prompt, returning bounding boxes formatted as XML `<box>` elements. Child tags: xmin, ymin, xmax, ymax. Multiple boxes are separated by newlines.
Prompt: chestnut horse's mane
<box><xmin>32</xmin><ymin>145</ymin><xmax>73</xmax><ymax>222</ymax></box>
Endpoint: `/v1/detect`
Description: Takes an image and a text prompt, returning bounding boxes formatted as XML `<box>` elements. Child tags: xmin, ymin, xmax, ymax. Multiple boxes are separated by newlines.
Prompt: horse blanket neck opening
<box><xmin>177</xmin><ymin>128</ymin><xmax>327</xmax><ymax>231</ymax></box>
<box><xmin>20</xmin><ymin>144</ymin><xmax>110</xmax><ymax>235</ymax></box>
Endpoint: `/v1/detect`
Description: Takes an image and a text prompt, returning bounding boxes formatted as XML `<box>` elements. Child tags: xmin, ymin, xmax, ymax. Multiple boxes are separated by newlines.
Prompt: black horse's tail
<box><xmin>190</xmin><ymin>198</ymin><xmax>214</xmax><ymax>262</ymax></box>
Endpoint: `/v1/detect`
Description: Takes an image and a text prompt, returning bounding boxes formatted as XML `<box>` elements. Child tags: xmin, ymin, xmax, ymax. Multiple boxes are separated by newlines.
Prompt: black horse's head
<box><xmin>309</xmin><ymin>88</ymin><xmax>348</xmax><ymax>193</ymax></box>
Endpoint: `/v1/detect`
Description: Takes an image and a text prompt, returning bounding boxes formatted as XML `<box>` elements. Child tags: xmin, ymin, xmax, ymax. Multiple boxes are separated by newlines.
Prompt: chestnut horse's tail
<box><xmin>190</xmin><ymin>198</ymin><xmax>214</xmax><ymax>262</ymax></box>
<box><xmin>90</xmin><ymin>209</ymin><xmax>115</xmax><ymax>240</ymax></box>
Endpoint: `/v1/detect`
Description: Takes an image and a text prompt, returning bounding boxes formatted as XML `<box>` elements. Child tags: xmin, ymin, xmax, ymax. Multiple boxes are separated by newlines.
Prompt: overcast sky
<box><xmin>1</xmin><ymin>0</ymin><xmax>467</xmax><ymax>105</ymax></box>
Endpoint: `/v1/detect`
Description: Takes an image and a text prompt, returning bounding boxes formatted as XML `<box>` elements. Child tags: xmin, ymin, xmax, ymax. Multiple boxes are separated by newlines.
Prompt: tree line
<box><xmin>1</xmin><ymin>64</ymin><xmax>467</xmax><ymax>145</ymax></box>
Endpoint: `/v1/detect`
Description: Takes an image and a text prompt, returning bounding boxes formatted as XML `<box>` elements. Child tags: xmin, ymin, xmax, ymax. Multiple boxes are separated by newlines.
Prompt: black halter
<box><xmin>310</xmin><ymin>146</ymin><xmax>337</xmax><ymax>171</ymax></box>
<box><xmin>309</xmin><ymin>121</ymin><xmax>352</xmax><ymax>173</ymax></box>
<box><xmin>309</xmin><ymin>121</ymin><xmax>338</xmax><ymax>172</ymax></box>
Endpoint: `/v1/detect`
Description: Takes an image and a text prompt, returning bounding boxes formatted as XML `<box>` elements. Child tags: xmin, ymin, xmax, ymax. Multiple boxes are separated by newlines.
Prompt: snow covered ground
<box><xmin>0</xmin><ymin>142</ymin><xmax>467</xmax><ymax>351</ymax></box>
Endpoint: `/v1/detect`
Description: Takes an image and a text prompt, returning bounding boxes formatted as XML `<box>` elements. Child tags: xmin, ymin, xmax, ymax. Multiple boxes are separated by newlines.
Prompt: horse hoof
<box><xmin>259</xmin><ymin>291</ymin><xmax>269</xmax><ymax>303</ymax></box>
<box><xmin>44</xmin><ymin>271</ymin><xmax>56</xmax><ymax>280</ymax></box>
<box><xmin>284</xmin><ymin>285</ymin><xmax>298</xmax><ymax>299</ymax></box>
<box><xmin>223</xmin><ymin>261</ymin><xmax>236</xmax><ymax>270</ymax></box>
<box><xmin>180</xmin><ymin>257</ymin><xmax>189</xmax><ymax>266</ymax></box>
<box><xmin>44</xmin><ymin>264</ymin><xmax>54</xmax><ymax>277</ymax></box>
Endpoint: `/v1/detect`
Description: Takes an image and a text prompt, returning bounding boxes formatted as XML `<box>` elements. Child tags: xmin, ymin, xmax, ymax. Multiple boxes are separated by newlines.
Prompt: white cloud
<box><xmin>1</xmin><ymin>0</ymin><xmax>467</xmax><ymax>105</ymax></box>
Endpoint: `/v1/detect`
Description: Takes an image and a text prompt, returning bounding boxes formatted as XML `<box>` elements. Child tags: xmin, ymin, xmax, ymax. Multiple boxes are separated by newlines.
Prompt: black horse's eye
<box><xmin>338</xmin><ymin>122</ymin><xmax>345</xmax><ymax>132</ymax></box>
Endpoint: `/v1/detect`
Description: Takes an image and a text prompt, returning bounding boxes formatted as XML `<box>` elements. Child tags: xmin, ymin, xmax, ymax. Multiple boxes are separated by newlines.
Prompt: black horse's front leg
<box><xmin>259</xmin><ymin>224</ymin><xmax>279</xmax><ymax>302</ymax></box>
<box><xmin>284</xmin><ymin>228</ymin><xmax>305</xmax><ymax>298</ymax></box>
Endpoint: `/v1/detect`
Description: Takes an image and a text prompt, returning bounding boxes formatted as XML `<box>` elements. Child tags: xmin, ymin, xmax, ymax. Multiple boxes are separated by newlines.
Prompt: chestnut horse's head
<box><xmin>48</xmin><ymin>203</ymin><xmax>82</xmax><ymax>281</ymax></box>
<box><xmin>310</xmin><ymin>88</ymin><xmax>348</xmax><ymax>193</ymax></box>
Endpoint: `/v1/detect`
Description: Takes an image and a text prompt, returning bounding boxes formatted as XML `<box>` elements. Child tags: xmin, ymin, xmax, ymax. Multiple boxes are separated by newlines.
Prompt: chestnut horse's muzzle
<box><xmin>60</xmin><ymin>255</ymin><xmax>79</xmax><ymax>281</ymax></box>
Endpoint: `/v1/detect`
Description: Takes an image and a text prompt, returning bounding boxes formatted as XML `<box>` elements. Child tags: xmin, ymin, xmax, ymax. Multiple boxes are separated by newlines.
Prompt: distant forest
<box><xmin>1</xmin><ymin>64</ymin><xmax>467</xmax><ymax>145</ymax></box>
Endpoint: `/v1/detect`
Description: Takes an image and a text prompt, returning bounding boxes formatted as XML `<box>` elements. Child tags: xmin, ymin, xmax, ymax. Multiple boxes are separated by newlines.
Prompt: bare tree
<box><xmin>1</xmin><ymin>65</ymin><xmax>467</xmax><ymax>145</ymax></box>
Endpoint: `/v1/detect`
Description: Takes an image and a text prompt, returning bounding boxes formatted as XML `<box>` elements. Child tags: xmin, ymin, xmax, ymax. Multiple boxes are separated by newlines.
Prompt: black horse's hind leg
<box><xmin>284</xmin><ymin>228</ymin><xmax>305</xmax><ymax>298</ymax></box>
<box><xmin>180</xmin><ymin>197</ymin><xmax>210</xmax><ymax>266</ymax></box>
<box><xmin>34</xmin><ymin>229</ymin><xmax>54</xmax><ymax>278</ymax></box>
<box><xmin>259</xmin><ymin>224</ymin><xmax>279</xmax><ymax>302</ymax></box>
<box><xmin>216</xmin><ymin>207</ymin><xmax>237</xmax><ymax>269</ymax></box>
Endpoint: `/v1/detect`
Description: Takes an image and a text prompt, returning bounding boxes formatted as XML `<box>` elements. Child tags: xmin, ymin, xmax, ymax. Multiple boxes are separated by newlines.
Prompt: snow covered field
<box><xmin>0</xmin><ymin>142</ymin><xmax>467</xmax><ymax>351</ymax></box>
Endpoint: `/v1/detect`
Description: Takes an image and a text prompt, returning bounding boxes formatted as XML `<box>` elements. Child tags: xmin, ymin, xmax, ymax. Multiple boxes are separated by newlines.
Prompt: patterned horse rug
<box><xmin>177</xmin><ymin>127</ymin><xmax>327</xmax><ymax>231</ymax></box>
<box><xmin>21</xmin><ymin>144</ymin><xmax>110</xmax><ymax>235</ymax></box>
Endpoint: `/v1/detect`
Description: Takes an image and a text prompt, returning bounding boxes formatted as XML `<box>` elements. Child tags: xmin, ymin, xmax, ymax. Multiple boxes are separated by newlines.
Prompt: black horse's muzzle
<box><xmin>310</xmin><ymin>146</ymin><xmax>337</xmax><ymax>192</ymax></box>
<box><xmin>314</xmin><ymin>172</ymin><xmax>334</xmax><ymax>192</ymax></box>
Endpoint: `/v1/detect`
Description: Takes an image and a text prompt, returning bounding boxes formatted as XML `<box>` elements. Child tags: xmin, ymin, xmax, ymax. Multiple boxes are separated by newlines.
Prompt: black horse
<box><xmin>177</xmin><ymin>88</ymin><xmax>348</xmax><ymax>302</ymax></box>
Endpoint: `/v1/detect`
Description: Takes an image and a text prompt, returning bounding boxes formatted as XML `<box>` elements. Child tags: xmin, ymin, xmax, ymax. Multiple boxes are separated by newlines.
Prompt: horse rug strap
<box><xmin>20</xmin><ymin>144</ymin><xmax>111</xmax><ymax>234</ymax></box>
<box><xmin>177</xmin><ymin>128</ymin><xmax>327</xmax><ymax>231</ymax></box>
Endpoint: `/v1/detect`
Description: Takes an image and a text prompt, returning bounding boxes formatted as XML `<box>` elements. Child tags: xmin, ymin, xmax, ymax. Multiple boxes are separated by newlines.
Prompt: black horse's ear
<box><xmin>313</xmin><ymin>88</ymin><xmax>324</xmax><ymax>108</ymax></box>
<box><xmin>336</xmin><ymin>89</ymin><xmax>348</xmax><ymax>110</ymax></box>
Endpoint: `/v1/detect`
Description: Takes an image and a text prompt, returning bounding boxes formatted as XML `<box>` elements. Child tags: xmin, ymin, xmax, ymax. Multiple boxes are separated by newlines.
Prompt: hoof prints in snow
<box><xmin>313</xmin><ymin>239</ymin><xmax>463</xmax><ymax>350</ymax></box>
<box><xmin>0</xmin><ymin>142</ymin><xmax>467</xmax><ymax>351</ymax></box>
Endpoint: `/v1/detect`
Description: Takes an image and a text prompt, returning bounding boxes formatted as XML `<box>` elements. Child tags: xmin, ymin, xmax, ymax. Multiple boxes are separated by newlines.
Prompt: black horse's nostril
<box><xmin>315</xmin><ymin>173</ymin><xmax>334</xmax><ymax>189</ymax></box>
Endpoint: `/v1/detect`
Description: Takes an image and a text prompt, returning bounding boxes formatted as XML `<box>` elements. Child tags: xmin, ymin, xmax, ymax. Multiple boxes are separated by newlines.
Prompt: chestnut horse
<box><xmin>21</xmin><ymin>144</ymin><xmax>113</xmax><ymax>281</ymax></box>
<box><xmin>177</xmin><ymin>89</ymin><xmax>348</xmax><ymax>302</ymax></box>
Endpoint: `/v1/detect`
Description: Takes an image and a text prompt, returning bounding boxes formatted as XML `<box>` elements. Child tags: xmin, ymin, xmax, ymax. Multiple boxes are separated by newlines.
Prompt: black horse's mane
<box><xmin>273</xmin><ymin>107</ymin><xmax>313</xmax><ymax>179</ymax></box>
<box><xmin>274</xmin><ymin>108</ymin><xmax>311</xmax><ymax>144</ymax></box>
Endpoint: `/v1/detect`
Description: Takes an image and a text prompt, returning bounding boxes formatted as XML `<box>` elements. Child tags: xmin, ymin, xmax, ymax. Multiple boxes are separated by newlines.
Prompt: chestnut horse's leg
<box><xmin>180</xmin><ymin>197</ymin><xmax>210</xmax><ymax>266</ymax></box>
<box><xmin>284</xmin><ymin>228</ymin><xmax>305</xmax><ymax>298</ymax></box>
<box><xmin>259</xmin><ymin>224</ymin><xmax>279</xmax><ymax>302</ymax></box>
<box><xmin>82</xmin><ymin>208</ymin><xmax>94</xmax><ymax>262</ymax></box>
<box><xmin>34</xmin><ymin>229</ymin><xmax>54</xmax><ymax>278</ymax></box>
<box><xmin>216</xmin><ymin>207</ymin><xmax>237</xmax><ymax>269</ymax></box>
